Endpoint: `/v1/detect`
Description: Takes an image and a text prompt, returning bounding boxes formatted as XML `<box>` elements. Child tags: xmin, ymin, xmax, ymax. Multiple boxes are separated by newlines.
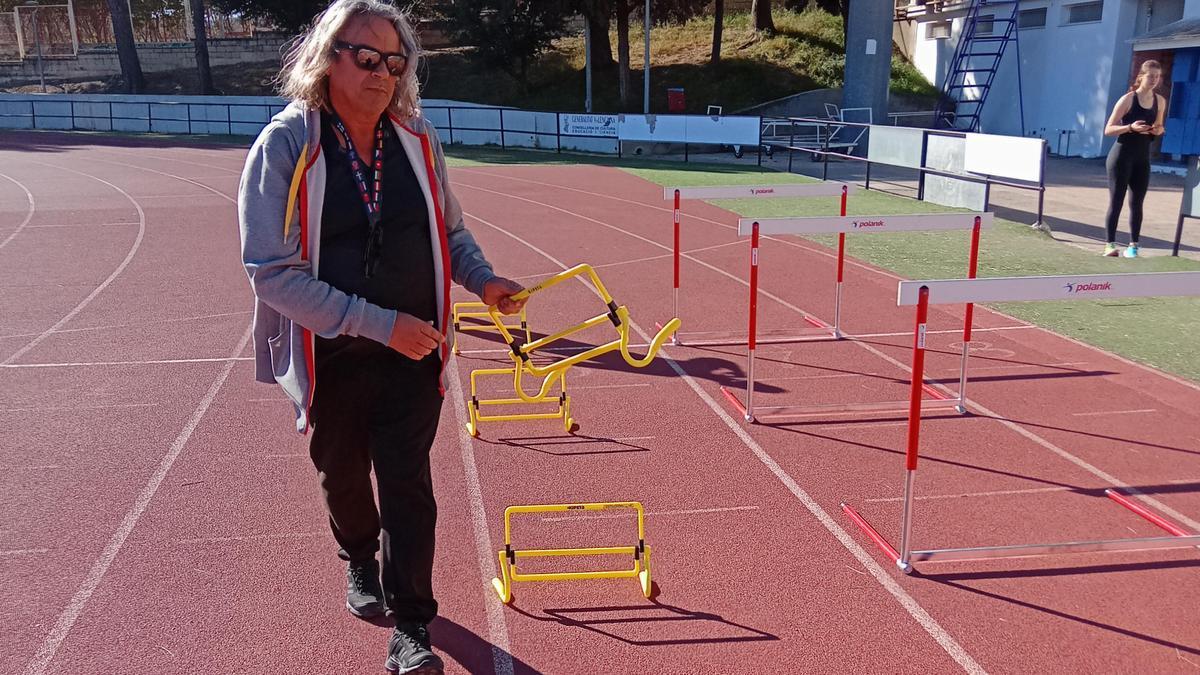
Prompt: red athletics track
<box><xmin>1</xmin><ymin>131</ymin><xmax>1198</xmax><ymax>674</ymax></box>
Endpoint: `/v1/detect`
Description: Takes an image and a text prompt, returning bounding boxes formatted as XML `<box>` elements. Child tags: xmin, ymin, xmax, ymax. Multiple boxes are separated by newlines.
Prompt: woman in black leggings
<box><xmin>1102</xmin><ymin>59</ymin><xmax>1166</xmax><ymax>257</ymax></box>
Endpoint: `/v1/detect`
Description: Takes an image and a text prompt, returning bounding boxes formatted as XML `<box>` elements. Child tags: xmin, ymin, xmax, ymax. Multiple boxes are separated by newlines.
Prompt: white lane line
<box><xmin>3</xmin><ymin>357</ymin><xmax>253</xmax><ymax>368</ymax></box>
<box><xmin>570</xmin><ymin>383</ymin><xmax>650</xmax><ymax>390</ymax></box>
<box><xmin>3</xmin><ymin>162</ymin><xmax>147</xmax><ymax>366</ymax></box>
<box><xmin>1070</xmin><ymin>408</ymin><xmax>1158</xmax><ymax>417</ymax></box>
<box><xmin>175</xmin><ymin>531</ymin><xmax>323</xmax><ymax>545</ymax></box>
<box><xmin>445</xmin><ymin>355</ymin><xmax>515</xmax><ymax>675</ymax></box>
<box><xmin>864</xmin><ymin>486</ymin><xmax>1073</xmax><ymax>503</ymax></box>
<box><xmin>26</xmin><ymin>221</ymin><xmax>141</xmax><ymax>230</ymax></box>
<box><xmin>262</xmin><ymin>453</ymin><xmax>306</xmax><ymax>459</ymax></box>
<box><xmin>0</xmin><ymin>172</ymin><xmax>35</xmax><ymax>249</ymax></box>
<box><xmin>0</xmin><ymin>310</ymin><xmax>252</xmax><ymax>341</ymax></box>
<box><xmin>462</xmin><ymin>209</ymin><xmax>985</xmax><ymax>674</ymax></box>
<box><xmin>0</xmin><ymin>548</ymin><xmax>51</xmax><ymax>557</ymax></box>
<box><xmin>1169</xmin><ymin>478</ymin><xmax>1200</xmax><ymax>484</ymax></box>
<box><xmin>22</xmin><ymin>325</ymin><xmax>252</xmax><ymax>675</ymax></box>
<box><xmin>83</xmin><ymin>155</ymin><xmax>238</xmax><ymax>205</ymax></box>
<box><xmin>0</xmin><ymin>465</ymin><xmax>62</xmax><ymax>470</ymax></box>
<box><xmin>0</xmin><ymin>403</ymin><xmax>159</xmax><ymax>413</ymax></box>
<box><xmin>541</xmin><ymin>505</ymin><xmax>760</xmax><ymax>522</ymax></box>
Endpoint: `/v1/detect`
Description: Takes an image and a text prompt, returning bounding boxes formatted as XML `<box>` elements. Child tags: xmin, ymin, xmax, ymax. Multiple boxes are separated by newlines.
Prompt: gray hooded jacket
<box><xmin>238</xmin><ymin>101</ymin><xmax>496</xmax><ymax>433</ymax></box>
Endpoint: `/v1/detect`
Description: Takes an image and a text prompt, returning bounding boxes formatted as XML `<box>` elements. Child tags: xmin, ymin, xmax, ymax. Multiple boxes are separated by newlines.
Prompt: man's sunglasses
<box><xmin>333</xmin><ymin>41</ymin><xmax>408</xmax><ymax>76</ymax></box>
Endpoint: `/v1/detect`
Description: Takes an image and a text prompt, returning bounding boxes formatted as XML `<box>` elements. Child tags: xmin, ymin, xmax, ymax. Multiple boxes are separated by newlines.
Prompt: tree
<box><xmin>651</xmin><ymin>0</ymin><xmax>710</xmax><ymax>24</ymax></box>
<box><xmin>106</xmin><ymin>0</ymin><xmax>146</xmax><ymax>93</ymax></box>
<box><xmin>613</xmin><ymin>0</ymin><xmax>633</xmax><ymax>107</ymax></box>
<box><xmin>812</xmin><ymin>0</ymin><xmax>850</xmax><ymax>45</ymax></box>
<box><xmin>440</xmin><ymin>0</ymin><xmax>572</xmax><ymax>92</ymax></box>
<box><xmin>577</xmin><ymin>0</ymin><xmax>615</xmax><ymax>71</ymax></box>
<box><xmin>210</xmin><ymin>0</ymin><xmax>326</xmax><ymax>33</ymax></box>
<box><xmin>189</xmin><ymin>0</ymin><xmax>216</xmax><ymax>94</ymax></box>
<box><xmin>752</xmin><ymin>0</ymin><xmax>774</xmax><ymax>34</ymax></box>
<box><xmin>711</xmin><ymin>0</ymin><xmax>724</xmax><ymax>65</ymax></box>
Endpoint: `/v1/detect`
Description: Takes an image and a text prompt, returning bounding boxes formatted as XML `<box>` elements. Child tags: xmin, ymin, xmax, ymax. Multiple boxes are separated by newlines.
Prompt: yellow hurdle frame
<box><xmin>487</xmin><ymin>264</ymin><xmax>681</xmax><ymax>379</ymax></box>
<box><xmin>492</xmin><ymin>501</ymin><xmax>651</xmax><ymax>604</ymax></box>
<box><xmin>463</xmin><ymin>264</ymin><xmax>680</xmax><ymax>436</ymax></box>
<box><xmin>451</xmin><ymin>302</ymin><xmax>529</xmax><ymax>355</ymax></box>
<box><xmin>465</xmin><ymin>366</ymin><xmax>575</xmax><ymax>438</ymax></box>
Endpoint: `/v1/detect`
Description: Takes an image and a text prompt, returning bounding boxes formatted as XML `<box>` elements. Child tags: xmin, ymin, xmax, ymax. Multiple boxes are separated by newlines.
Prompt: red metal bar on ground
<box><xmin>921</xmin><ymin>383</ymin><xmax>950</xmax><ymax>400</ymax></box>
<box><xmin>1106</xmin><ymin>489</ymin><xmax>1194</xmax><ymax>537</ymax></box>
<box><xmin>720</xmin><ymin>386</ymin><xmax>748</xmax><ymax>416</ymax></box>
<box><xmin>842</xmin><ymin>503</ymin><xmax>901</xmax><ymax>562</ymax></box>
<box><xmin>906</xmin><ymin>287</ymin><xmax>930</xmax><ymax>471</ymax></box>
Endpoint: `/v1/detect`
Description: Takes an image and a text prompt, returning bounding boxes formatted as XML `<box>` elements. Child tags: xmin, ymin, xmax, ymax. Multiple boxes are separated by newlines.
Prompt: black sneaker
<box><xmin>385</xmin><ymin>622</ymin><xmax>444</xmax><ymax>674</ymax></box>
<box><xmin>345</xmin><ymin>559</ymin><xmax>386</xmax><ymax>618</ymax></box>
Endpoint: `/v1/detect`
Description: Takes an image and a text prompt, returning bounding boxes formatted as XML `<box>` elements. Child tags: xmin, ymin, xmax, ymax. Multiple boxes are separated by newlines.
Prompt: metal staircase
<box><xmin>933</xmin><ymin>0</ymin><xmax>1024</xmax><ymax>133</ymax></box>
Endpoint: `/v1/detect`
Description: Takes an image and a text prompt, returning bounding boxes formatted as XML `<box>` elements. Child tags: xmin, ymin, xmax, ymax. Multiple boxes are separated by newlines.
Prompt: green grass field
<box><xmin>445</xmin><ymin>145</ymin><xmax>1200</xmax><ymax>383</ymax></box>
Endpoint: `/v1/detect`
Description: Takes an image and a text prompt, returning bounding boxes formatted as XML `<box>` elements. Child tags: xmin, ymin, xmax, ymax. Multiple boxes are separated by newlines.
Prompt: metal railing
<box><xmin>423</xmin><ymin>105</ymin><xmax>620</xmax><ymax>156</ymax></box>
<box><xmin>0</xmin><ymin>96</ymin><xmax>285</xmax><ymax>135</ymax></box>
<box><xmin>762</xmin><ymin>115</ymin><xmax>1046</xmax><ymax>224</ymax></box>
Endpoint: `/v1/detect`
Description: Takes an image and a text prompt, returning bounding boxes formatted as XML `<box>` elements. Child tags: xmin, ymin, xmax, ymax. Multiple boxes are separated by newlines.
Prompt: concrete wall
<box><xmin>0</xmin><ymin>35</ymin><xmax>290</xmax><ymax>87</ymax></box>
<box><xmin>909</xmin><ymin>0</ymin><xmax>1186</xmax><ymax>158</ymax></box>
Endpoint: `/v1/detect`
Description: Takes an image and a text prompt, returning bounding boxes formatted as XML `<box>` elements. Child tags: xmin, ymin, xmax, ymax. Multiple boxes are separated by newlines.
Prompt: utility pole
<box><xmin>24</xmin><ymin>1</ymin><xmax>46</xmax><ymax>93</ymax></box>
<box><xmin>584</xmin><ymin>19</ymin><xmax>592</xmax><ymax>113</ymax></box>
<box><xmin>643</xmin><ymin>0</ymin><xmax>650</xmax><ymax>113</ymax></box>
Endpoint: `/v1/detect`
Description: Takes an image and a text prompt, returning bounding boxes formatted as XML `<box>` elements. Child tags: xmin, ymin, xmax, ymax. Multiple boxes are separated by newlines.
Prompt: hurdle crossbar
<box><xmin>723</xmin><ymin>212</ymin><xmax>991</xmax><ymax>423</ymax></box>
<box><xmin>662</xmin><ymin>182</ymin><xmax>853</xmax><ymax>346</ymax></box>
<box><xmin>844</xmin><ymin>271</ymin><xmax>1200</xmax><ymax>573</ymax></box>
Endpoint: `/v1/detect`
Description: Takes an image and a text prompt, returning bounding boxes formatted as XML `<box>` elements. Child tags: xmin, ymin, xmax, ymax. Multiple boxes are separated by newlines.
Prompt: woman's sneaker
<box><xmin>1124</xmin><ymin>243</ymin><xmax>1140</xmax><ymax>258</ymax></box>
<box><xmin>1103</xmin><ymin>242</ymin><xmax>1120</xmax><ymax>257</ymax></box>
<box><xmin>386</xmin><ymin>622</ymin><xmax>444</xmax><ymax>674</ymax></box>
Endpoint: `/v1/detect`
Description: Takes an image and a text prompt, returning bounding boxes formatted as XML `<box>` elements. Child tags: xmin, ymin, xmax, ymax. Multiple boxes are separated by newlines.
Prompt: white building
<box><xmin>895</xmin><ymin>0</ymin><xmax>1200</xmax><ymax>158</ymax></box>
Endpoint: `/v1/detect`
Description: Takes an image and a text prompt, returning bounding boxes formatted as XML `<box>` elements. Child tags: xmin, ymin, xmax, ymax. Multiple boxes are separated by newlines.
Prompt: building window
<box><xmin>927</xmin><ymin>20</ymin><xmax>951</xmax><ymax>39</ymax></box>
<box><xmin>975</xmin><ymin>14</ymin><xmax>995</xmax><ymax>36</ymax></box>
<box><xmin>1064</xmin><ymin>2</ymin><xmax>1103</xmax><ymax>25</ymax></box>
<box><xmin>1019</xmin><ymin>7</ymin><xmax>1047</xmax><ymax>29</ymax></box>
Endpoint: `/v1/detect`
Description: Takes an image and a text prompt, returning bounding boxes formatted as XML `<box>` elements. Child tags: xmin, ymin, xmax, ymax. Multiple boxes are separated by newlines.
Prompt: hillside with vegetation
<box><xmin>5</xmin><ymin>8</ymin><xmax>937</xmax><ymax>115</ymax></box>
<box><xmin>422</xmin><ymin>9</ymin><xmax>937</xmax><ymax>113</ymax></box>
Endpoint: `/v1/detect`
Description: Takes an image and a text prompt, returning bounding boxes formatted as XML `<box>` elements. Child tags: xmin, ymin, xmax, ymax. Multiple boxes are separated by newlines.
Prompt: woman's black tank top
<box><xmin>1117</xmin><ymin>93</ymin><xmax>1157</xmax><ymax>148</ymax></box>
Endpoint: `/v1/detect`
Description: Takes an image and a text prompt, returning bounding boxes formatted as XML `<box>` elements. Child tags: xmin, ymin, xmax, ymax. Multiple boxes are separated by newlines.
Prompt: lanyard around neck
<box><xmin>331</xmin><ymin>114</ymin><xmax>387</xmax><ymax>277</ymax></box>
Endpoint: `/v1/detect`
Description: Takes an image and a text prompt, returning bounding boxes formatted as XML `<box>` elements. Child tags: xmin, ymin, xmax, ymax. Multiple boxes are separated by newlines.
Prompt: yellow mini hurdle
<box><xmin>464</xmin><ymin>264</ymin><xmax>680</xmax><ymax>437</ymax></box>
<box><xmin>465</xmin><ymin>366</ymin><xmax>575</xmax><ymax>437</ymax></box>
<box><xmin>451</xmin><ymin>301</ymin><xmax>529</xmax><ymax>355</ymax></box>
<box><xmin>492</xmin><ymin>501</ymin><xmax>652</xmax><ymax>604</ymax></box>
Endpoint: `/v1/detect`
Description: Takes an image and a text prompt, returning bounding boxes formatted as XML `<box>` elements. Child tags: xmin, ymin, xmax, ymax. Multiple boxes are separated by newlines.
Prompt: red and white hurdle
<box><xmin>722</xmin><ymin>212</ymin><xmax>992</xmax><ymax>423</ymax></box>
<box><xmin>843</xmin><ymin>271</ymin><xmax>1200</xmax><ymax>573</ymax></box>
<box><xmin>661</xmin><ymin>182</ymin><xmax>852</xmax><ymax>346</ymax></box>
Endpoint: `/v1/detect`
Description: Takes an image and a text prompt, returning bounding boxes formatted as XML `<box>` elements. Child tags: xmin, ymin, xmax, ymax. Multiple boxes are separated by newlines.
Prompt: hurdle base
<box><xmin>844</xmin><ymin>490</ymin><xmax>1199</xmax><ymax>573</ymax></box>
<box><xmin>724</xmin><ymin>395</ymin><xmax>961</xmax><ymax>423</ymax></box>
